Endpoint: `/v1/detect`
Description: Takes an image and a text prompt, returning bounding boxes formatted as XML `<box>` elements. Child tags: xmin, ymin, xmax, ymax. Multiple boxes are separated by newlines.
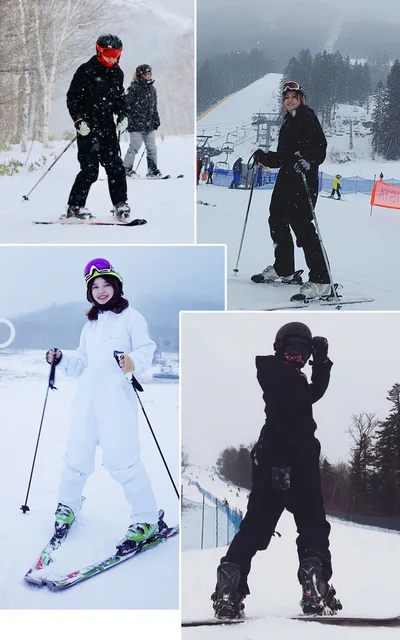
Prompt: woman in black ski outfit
<box><xmin>65</xmin><ymin>34</ymin><xmax>130</xmax><ymax>221</ymax></box>
<box><xmin>252</xmin><ymin>81</ymin><xmax>331</xmax><ymax>300</ymax></box>
<box><xmin>212</xmin><ymin>322</ymin><xmax>342</xmax><ymax>619</ymax></box>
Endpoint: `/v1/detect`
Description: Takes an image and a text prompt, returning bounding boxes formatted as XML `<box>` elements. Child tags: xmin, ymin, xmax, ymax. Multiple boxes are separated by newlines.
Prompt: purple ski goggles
<box><xmin>84</xmin><ymin>258</ymin><xmax>123</xmax><ymax>285</ymax></box>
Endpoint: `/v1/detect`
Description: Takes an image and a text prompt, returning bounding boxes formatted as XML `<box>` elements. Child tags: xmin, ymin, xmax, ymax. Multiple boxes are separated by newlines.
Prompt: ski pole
<box><xmin>22</xmin><ymin>137</ymin><xmax>77</xmax><ymax>201</ymax></box>
<box><xmin>21</xmin><ymin>348</ymin><xmax>59</xmax><ymax>513</ymax></box>
<box><xmin>134</xmin><ymin>149</ymin><xmax>145</xmax><ymax>173</ymax></box>
<box><xmin>233</xmin><ymin>154</ymin><xmax>258</xmax><ymax>274</ymax></box>
<box><xmin>300</xmin><ymin>171</ymin><xmax>341</xmax><ymax>307</ymax></box>
<box><xmin>113</xmin><ymin>352</ymin><xmax>179</xmax><ymax>499</ymax></box>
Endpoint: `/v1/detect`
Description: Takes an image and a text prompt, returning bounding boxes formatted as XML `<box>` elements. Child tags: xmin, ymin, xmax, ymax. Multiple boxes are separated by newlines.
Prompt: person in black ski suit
<box><xmin>212</xmin><ymin>322</ymin><xmax>342</xmax><ymax>620</ymax></box>
<box><xmin>251</xmin><ymin>81</ymin><xmax>331</xmax><ymax>300</ymax></box>
<box><xmin>66</xmin><ymin>34</ymin><xmax>130</xmax><ymax>220</ymax></box>
<box><xmin>123</xmin><ymin>64</ymin><xmax>161</xmax><ymax>177</ymax></box>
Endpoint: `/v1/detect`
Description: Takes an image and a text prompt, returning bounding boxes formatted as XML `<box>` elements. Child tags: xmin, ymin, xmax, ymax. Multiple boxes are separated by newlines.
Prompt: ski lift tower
<box><xmin>196</xmin><ymin>134</ymin><xmax>213</xmax><ymax>160</ymax></box>
<box><xmin>252</xmin><ymin>112</ymin><xmax>281</xmax><ymax>151</ymax></box>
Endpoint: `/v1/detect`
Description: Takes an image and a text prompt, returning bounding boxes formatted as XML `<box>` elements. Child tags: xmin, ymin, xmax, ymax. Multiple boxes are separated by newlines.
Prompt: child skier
<box><xmin>251</xmin><ymin>81</ymin><xmax>331</xmax><ymax>300</ymax></box>
<box><xmin>330</xmin><ymin>174</ymin><xmax>342</xmax><ymax>199</ymax></box>
<box><xmin>211</xmin><ymin>321</ymin><xmax>342</xmax><ymax>619</ymax></box>
<box><xmin>46</xmin><ymin>258</ymin><xmax>161</xmax><ymax>551</ymax></box>
<box><xmin>65</xmin><ymin>35</ymin><xmax>130</xmax><ymax>221</ymax></box>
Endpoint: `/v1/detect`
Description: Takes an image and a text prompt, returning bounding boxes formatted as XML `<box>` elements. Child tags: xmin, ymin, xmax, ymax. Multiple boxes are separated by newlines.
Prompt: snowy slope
<box><xmin>198</xmin><ymin>186</ymin><xmax>400</xmax><ymax>310</ymax></box>
<box><xmin>182</xmin><ymin>465</ymin><xmax>400</xmax><ymax>636</ymax></box>
<box><xmin>0</xmin><ymin>351</ymin><xmax>179</xmax><ymax>610</ymax></box>
<box><xmin>0</xmin><ymin>135</ymin><xmax>193</xmax><ymax>243</ymax></box>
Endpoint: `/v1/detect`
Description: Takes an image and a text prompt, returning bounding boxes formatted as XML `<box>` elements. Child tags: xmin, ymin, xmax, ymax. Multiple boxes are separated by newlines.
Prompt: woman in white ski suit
<box><xmin>52</xmin><ymin>261</ymin><xmax>158</xmax><ymax>528</ymax></box>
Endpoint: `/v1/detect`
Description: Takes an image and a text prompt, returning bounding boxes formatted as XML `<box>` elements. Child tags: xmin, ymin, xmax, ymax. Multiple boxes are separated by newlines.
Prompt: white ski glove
<box><xmin>117</xmin><ymin>117</ymin><xmax>128</xmax><ymax>134</ymax></box>
<box><xmin>74</xmin><ymin>119</ymin><xmax>90</xmax><ymax>136</ymax></box>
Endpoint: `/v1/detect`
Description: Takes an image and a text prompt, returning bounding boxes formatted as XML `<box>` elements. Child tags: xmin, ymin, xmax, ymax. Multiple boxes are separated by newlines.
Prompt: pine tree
<box><xmin>371</xmin><ymin>80</ymin><xmax>387</xmax><ymax>155</ymax></box>
<box><xmin>373</xmin><ymin>383</ymin><xmax>400</xmax><ymax>516</ymax></box>
<box><xmin>381</xmin><ymin>60</ymin><xmax>400</xmax><ymax>159</ymax></box>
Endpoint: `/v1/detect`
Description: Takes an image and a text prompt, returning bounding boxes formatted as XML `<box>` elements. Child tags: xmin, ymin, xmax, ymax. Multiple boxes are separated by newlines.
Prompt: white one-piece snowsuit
<box><xmin>57</xmin><ymin>306</ymin><xmax>158</xmax><ymax>525</ymax></box>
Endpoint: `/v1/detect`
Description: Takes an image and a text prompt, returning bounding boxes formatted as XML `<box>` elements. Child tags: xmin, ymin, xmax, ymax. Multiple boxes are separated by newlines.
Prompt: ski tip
<box><xmin>127</xmin><ymin>218</ymin><xmax>147</xmax><ymax>226</ymax></box>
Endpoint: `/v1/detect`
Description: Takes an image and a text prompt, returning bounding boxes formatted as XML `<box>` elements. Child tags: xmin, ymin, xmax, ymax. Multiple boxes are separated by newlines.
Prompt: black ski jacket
<box><xmin>255</xmin><ymin>354</ymin><xmax>332</xmax><ymax>440</ymax></box>
<box><xmin>66</xmin><ymin>56</ymin><xmax>126</xmax><ymax>130</ymax></box>
<box><xmin>125</xmin><ymin>78</ymin><xmax>160</xmax><ymax>132</ymax></box>
<box><xmin>261</xmin><ymin>105</ymin><xmax>327</xmax><ymax>207</ymax></box>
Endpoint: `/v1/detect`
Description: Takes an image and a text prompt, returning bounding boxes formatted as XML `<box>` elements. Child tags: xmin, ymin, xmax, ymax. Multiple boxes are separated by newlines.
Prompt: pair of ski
<box><xmin>33</xmin><ymin>218</ymin><xmax>147</xmax><ymax>227</ymax></box>
<box><xmin>24</xmin><ymin>510</ymin><xmax>179</xmax><ymax>591</ymax></box>
<box><xmin>242</xmin><ymin>269</ymin><xmax>374</xmax><ymax>309</ymax></box>
<box><xmin>182</xmin><ymin>614</ymin><xmax>400</xmax><ymax>628</ymax></box>
<box><xmin>128</xmin><ymin>174</ymin><xmax>184</xmax><ymax>181</ymax></box>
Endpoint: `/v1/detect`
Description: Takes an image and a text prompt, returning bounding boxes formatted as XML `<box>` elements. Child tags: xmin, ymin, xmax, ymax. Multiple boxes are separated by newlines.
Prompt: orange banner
<box><xmin>370</xmin><ymin>181</ymin><xmax>400</xmax><ymax>210</ymax></box>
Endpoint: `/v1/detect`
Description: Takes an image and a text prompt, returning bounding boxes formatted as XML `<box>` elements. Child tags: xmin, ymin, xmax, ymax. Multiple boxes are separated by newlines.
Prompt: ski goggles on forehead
<box><xmin>84</xmin><ymin>258</ymin><xmax>122</xmax><ymax>283</ymax></box>
<box><xmin>282</xmin><ymin>81</ymin><xmax>302</xmax><ymax>94</ymax></box>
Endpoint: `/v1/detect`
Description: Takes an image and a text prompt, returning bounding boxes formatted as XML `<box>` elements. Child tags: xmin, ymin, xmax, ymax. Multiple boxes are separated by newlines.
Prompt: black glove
<box><xmin>293</xmin><ymin>153</ymin><xmax>311</xmax><ymax>174</ymax></box>
<box><xmin>311</xmin><ymin>336</ymin><xmax>328</xmax><ymax>363</ymax></box>
<box><xmin>252</xmin><ymin>149</ymin><xmax>270</xmax><ymax>167</ymax></box>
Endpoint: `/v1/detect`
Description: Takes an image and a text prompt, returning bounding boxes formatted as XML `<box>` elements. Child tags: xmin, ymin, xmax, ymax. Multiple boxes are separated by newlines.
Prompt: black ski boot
<box><xmin>298</xmin><ymin>557</ymin><xmax>342</xmax><ymax>615</ymax></box>
<box><xmin>211</xmin><ymin>562</ymin><xmax>245</xmax><ymax>619</ymax></box>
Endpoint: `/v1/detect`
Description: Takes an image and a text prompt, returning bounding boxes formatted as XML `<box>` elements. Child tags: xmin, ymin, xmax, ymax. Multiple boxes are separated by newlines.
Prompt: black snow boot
<box><xmin>298</xmin><ymin>557</ymin><xmax>342</xmax><ymax>615</ymax></box>
<box><xmin>211</xmin><ymin>562</ymin><xmax>245</xmax><ymax>619</ymax></box>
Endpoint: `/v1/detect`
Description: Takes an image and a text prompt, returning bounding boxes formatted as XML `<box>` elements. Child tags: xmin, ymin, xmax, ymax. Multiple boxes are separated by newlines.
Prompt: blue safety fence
<box><xmin>182</xmin><ymin>475</ymin><xmax>243</xmax><ymax>550</ymax></box>
<box><xmin>207</xmin><ymin>169</ymin><xmax>400</xmax><ymax>196</ymax></box>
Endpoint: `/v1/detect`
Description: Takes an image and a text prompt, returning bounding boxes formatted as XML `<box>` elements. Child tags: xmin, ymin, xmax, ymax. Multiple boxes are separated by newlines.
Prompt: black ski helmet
<box><xmin>96</xmin><ymin>34</ymin><xmax>123</xmax><ymax>50</ymax></box>
<box><xmin>273</xmin><ymin>322</ymin><xmax>312</xmax><ymax>352</ymax></box>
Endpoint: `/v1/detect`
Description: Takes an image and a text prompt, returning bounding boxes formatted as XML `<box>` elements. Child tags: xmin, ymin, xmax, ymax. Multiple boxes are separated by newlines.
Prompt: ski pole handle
<box><xmin>48</xmin><ymin>347</ymin><xmax>58</xmax><ymax>390</ymax></box>
<box><xmin>113</xmin><ymin>350</ymin><xmax>144</xmax><ymax>391</ymax></box>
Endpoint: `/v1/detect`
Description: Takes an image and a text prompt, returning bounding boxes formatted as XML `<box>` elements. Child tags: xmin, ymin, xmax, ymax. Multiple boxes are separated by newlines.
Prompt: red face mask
<box><xmin>96</xmin><ymin>45</ymin><xmax>122</xmax><ymax>67</ymax></box>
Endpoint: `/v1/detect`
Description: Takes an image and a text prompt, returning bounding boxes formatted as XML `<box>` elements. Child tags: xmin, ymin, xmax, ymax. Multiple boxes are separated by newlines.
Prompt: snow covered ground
<box><xmin>0</xmin><ymin>350</ymin><xmax>179</xmax><ymax>610</ymax></box>
<box><xmin>0</xmin><ymin>135</ymin><xmax>194</xmax><ymax>243</ymax></box>
<box><xmin>182</xmin><ymin>465</ymin><xmax>400</xmax><ymax>636</ymax></box>
<box><xmin>197</xmin><ymin>184</ymin><xmax>400</xmax><ymax>310</ymax></box>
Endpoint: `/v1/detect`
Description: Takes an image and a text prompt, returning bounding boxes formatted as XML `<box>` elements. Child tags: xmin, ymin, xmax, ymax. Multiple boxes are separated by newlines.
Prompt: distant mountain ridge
<box><xmin>8</xmin><ymin>295</ymin><xmax>221</xmax><ymax>350</ymax></box>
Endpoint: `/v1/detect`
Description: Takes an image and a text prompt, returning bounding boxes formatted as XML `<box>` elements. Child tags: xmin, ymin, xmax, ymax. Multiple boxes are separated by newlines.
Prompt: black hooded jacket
<box><xmin>125</xmin><ymin>77</ymin><xmax>160</xmax><ymax>132</ymax></box>
<box><xmin>255</xmin><ymin>354</ymin><xmax>332</xmax><ymax>440</ymax></box>
<box><xmin>66</xmin><ymin>56</ymin><xmax>126</xmax><ymax>130</ymax></box>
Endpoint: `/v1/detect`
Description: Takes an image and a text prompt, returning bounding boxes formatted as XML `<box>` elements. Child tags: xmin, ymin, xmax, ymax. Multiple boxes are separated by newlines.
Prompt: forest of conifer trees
<box><xmin>216</xmin><ymin>383</ymin><xmax>400</xmax><ymax>526</ymax></box>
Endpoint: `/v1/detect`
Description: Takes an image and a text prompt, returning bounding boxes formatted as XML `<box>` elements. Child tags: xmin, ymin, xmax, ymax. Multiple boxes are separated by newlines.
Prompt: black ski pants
<box><xmin>206</xmin><ymin>172</ymin><xmax>213</xmax><ymax>184</ymax></box>
<box><xmin>269</xmin><ymin>174</ymin><xmax>329</xmax><ymax>283</ymax></box>
<box><xmin>68</xmin><ymin>129</ymin><xmax>127</xmax><ymax>207</ymax></box>
<box><xmin>222</xmin><ymin>435</ymin><xmax>332</xmax><ymax>596</ymax></box>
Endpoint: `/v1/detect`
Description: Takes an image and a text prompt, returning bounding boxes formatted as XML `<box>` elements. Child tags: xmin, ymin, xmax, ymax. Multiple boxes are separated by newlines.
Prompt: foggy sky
<box><xmin>0</xmin><ymin>246</ymin><xmax>225</xmax><ymax>318</ymax></box>
<box><xmin>181</xmin><ymin>311</ymin><xmax>400</xmax><ymax>466</ymax></box>
<box><xmin>198</xmin><ymin>0</ymin><xmax>400</xmax><ymax>60</ymax></box>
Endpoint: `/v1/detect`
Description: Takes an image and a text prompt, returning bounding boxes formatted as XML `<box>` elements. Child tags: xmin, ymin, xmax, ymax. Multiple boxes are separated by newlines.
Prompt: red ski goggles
<box><xmin>97</xmin><ymin>46</ymin><xmax>121</xmax><ymax>59</ymax></box>
<box><xmin>84</xmin><ymin>258</ymin><xmax>123</xmax><ymax>284</ymax></box>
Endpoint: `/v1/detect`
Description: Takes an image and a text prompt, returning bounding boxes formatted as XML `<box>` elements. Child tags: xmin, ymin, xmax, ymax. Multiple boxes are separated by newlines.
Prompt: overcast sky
<box><xmin>181</xmin><ymin>311</ymin><xmax>400</xmax><ymax>466</ymax></box>
<box><xmin>197</xmin><ymin>0</ymin><xmax>400</xmax><ymax>61</ymax></box>
<box><xmin>0</xmin><ymin>245</ymin><xmax>225</xmax><ymax>318</ymax></box>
